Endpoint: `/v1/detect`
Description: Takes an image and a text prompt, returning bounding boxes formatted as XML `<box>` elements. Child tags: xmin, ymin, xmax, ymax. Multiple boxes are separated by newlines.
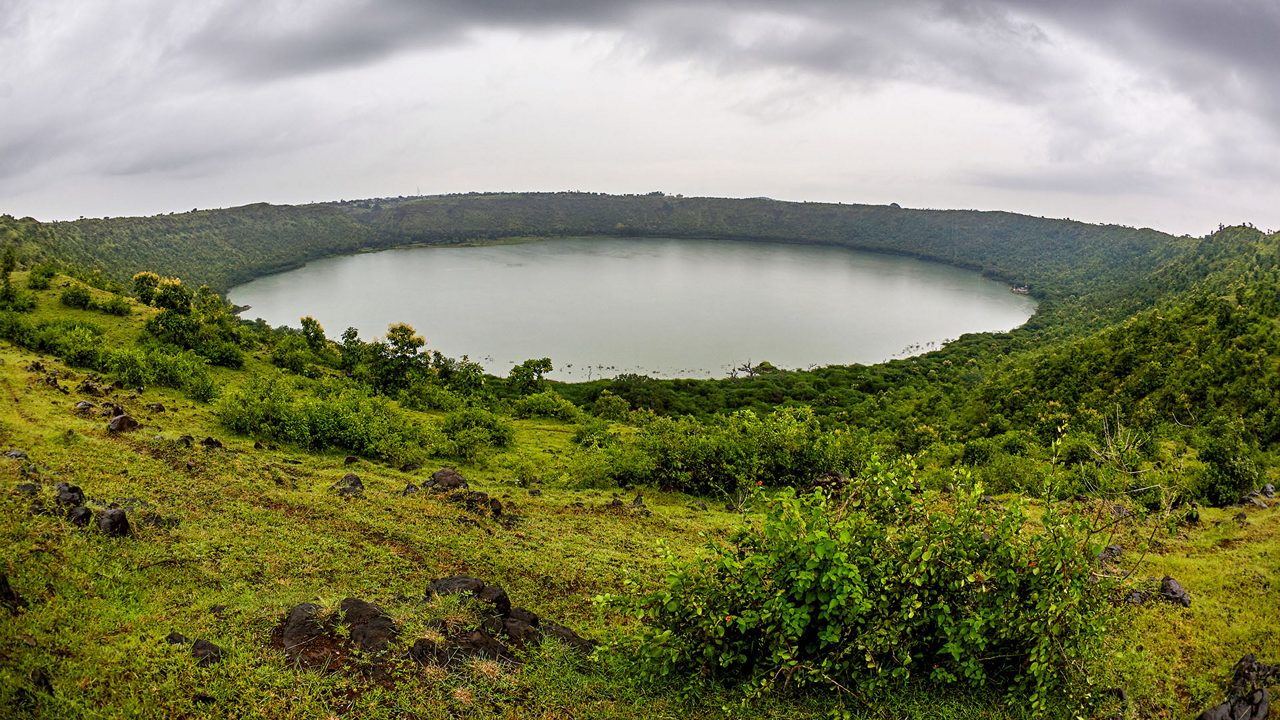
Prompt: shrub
<box><xmin>512</xmin><ymin>390</ymin><xmax>581</xmax><ymax>421</ymax></box>
<box><xmin>93</xmin><ymin>295</ymin><xmax>131</xmax><ymax>316</ymax></box>
<box><xmin>27</xmin><ymin>263</ymin><xmax>57</xmax><ymax>290</ymax></box>
<box><xmin>609</xmin><ymin>460</ymin><xmax>1116</xmax><ymax>712</ymax></box>
<box><xmin>441</xmin><ymin>407</ymin><xmax>515</xmax><ymax>450</ymax></box>
<box><xmin>59</xmin><ymin>285</ymin><xmax>93</xmax><ymax>309</ymax></box>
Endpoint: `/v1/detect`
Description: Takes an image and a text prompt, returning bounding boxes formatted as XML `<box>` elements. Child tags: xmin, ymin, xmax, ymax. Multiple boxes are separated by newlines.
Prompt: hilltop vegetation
<box><xmin>1</xmin><ymin>195</ymin><xmax>1278</xmax><ymax>718</ymax></box>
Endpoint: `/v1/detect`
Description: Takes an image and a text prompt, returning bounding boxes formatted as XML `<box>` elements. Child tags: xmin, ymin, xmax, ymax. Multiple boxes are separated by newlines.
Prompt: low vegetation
<box><xmin>0</xmin><ymin>198</ymin><xmax>1277</xmax><ymax>718</ymax></box>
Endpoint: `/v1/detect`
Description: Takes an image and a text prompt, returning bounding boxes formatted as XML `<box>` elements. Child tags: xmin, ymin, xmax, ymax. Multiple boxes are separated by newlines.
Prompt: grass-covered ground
<box><xmin>0</xmin><ymin>285</ymin><xmax>1276</xmax><ymax>719</ymax></box>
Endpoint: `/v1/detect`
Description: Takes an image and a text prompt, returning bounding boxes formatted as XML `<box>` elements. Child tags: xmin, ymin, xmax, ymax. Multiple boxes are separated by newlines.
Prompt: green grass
<box><xmin>0</xmin><ymin>287</ymin><xmax>1276</xmax><ymax>718</ymax></box>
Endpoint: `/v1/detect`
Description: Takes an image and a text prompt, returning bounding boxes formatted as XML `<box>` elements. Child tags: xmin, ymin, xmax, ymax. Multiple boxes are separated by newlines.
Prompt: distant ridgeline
<box><xmin>1</xmin><ymin>193</ymin><xmax>1196</xmax><ymax>328</ymax></box>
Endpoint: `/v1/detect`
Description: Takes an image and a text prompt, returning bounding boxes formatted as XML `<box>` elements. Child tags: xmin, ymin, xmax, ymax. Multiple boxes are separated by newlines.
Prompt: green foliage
<box><xmin>607</xmin><ymin>407</ymin><xmax>870</xmax><ymax>495</ymax></box>
<box><xmin>131</xmin><ymin>270</ymin><xmax>160</xmax><ymax>304</ymax></box>
<box><xmin>440</xmin><ymin>406</ymin><xmax>515</xmax><ymax>460</ymax></box>
<box><xmin>610</xmin><ymin>460</ymin><xmax>1115</xmax><ymax>711</ymax></box>
<box><xmin>27</xmin><ymin>262</ymin><xmax>57</xmax><ymax>290</ymax></box>
<box><xmin>217</xmin><ymin>373</ymin><xmax>429</xmax><ymax>463</ymax></box>
<box><xmin>590</xmin><ymin>390</ymin><xmax>631</xmax><ymax>420</ymax></box>
<box><xmin>508</xmin><ymin>357</ymin><xmax>553</xmax><ymax>396</ymax></box>
<box><xmin>59</xmin><ymin>285</ymin><xmax>93</xmax><ymax>309</ymax></box>
<box><xmin>512</xmin><ymin>390</ymin><xmax>581</xmax><ymax>421</ymax></box>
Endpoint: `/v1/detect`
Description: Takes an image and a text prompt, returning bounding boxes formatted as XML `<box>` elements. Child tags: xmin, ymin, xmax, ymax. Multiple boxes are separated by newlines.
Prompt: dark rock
<box><xmin>209</xmin><ymin>605</ymin><xmax>228</xmax><ymax>616</ymax></box>
<box><xmin>146</xmin><ymin>403</ymin><xmax>166</xmax><ymax>413</ymax></box>
<box><xmin>107</xmin><ymin>415</ymin><xmax>140</xmax><ymax>433</ymax></box>
<box><xmin>77</xmin><ymin>380</ymin><xmax>103</xmax><ymax>396</ymax></box>
<box><xmin>28</xmin><ymin>500</ymin><xmax>58</xmax><ymax>517</ymax></box>
<box><xmin>811</xmin><ymin>470</ymin><xmax>849</xmax><ymax>493</ymax></box>
<box><xmin>1127</xmin><ymin>590</ymin><xmax>1150</xmax><ymax>606</ymax></box>
<box><xmin>73</xmin><ymin>401</ymin><xmax>96</xmax><ymax>415</ymax></box>
<box><xmin>15</xmin><ymin>482</ymin><xmax>38</xmax><ymax>496</ymax></box>
<box><xmin>430</xmin><ymin>467</ymin><xmax>468</xmax><ymax>491</ymax></box>
<box><xmin>67</xmin><ymin>506</ymin><xmax>93</xmax><ymax>527</ymax></box>
<box><xmin>176</xmin><ymin>435</ymin><xmax>194</xmax><ymax>448</ymax></box>
<box><xmin>253</xmin><ymin>441</ymin><xmax>263</xmax><ymax>450</ymax></box>
<box><xmin>6</xmin><ymin>449</ymin><xmax>28</xmax><ymax>460</ymax></box>
<box><xmin>1</xmin><ymin>572</ymin><xmax>26</xmax><ymax>612</ymax></box>
<box><xmin>1159</xmin><ymin>575</ymin><xmax>1191</xmax><ymax>607</ymax></box>
<box><xmin>1196</xmin><ymin>690</ymin><xmax>1270</xmax><ymax>720</ymax></box>
<box><xmin>483</xmin><ymin>615</ymin><xmax>540</xmax><ymax>648</ymax></box>
<box><xmin>338</xmin><ymin>598</ymin><xmax>399</xmax><ymax>653</ymax></box>
<box><xmin>1262</xmin><ymin>484</ymin><xmax>1276</xmax><ymax>499</ymax></box>
<box><xmin>401</xmin><ymin>483</ymin><xmax>420</xmax><ymax>496</ymax></box>
<box><xmin>942</xmin><ymin>483</ymin><xmax>956</xmax><ymax>494</ymax></box>
<box><xmin>332</xmin><ymin>473</ymin><xmax>363</xmax><ymax>497</ymax></box>
<box><xmin>191</xmin><ymin>639</ymin><xmax>225</xmax><ymax>666</ymax></box>
<box><xmin>1245</xmin><ymin>496</ymin><xmax>1268</xmax><ymax>509</ymax></box>
<box><xmin>98</xmin><ymin>508</ymin><xmax>131</xmax><ymax>537</ymax></box>
<box><xmin>277</xmin><ymin>603</ymin><xmax>334</xmax><ymax>668</ymax></box>
<box><xmin>508</xmin><ymin>607</ymin><xmax>539</xmax><ymax>626</ymax></box>
<box><xmin>528</xmin><ymin>488</ymin><xmax>542</xmax><ymax>497</ymax></box>
<box><xmin>454</xmin><ymin>630</ymin><xmax>515</xmax><ymax>663</ymax></box>
<box><xmin>1097</xmin><ymin>545</ymin><xmax>1123</xmax><ymax>564</ymax></box>
<box><xmin>193</xmin><ymin>694</ymin><xmax>215</xmax><ymax>705</ymax></box>
<box><xmin>141</xmin><ymin>513</ymin><xmax>180</xmax><ymax>529</ymax></box>
<box><xmin>199</xmin><ymin>437</ymin><xmax>223</xmax><ymax>449</ymax></box>
<box><xmin>1234</xmin><ymin>512</ymin><xmax>1249</xmax><ymax>523</ymax></box>
<box><xmin>344</xmin><ymin>455</ymin><xmax>359</xmax><ymax>465</ymax></box>
<box><xmin>1229</xmin><ymin>654</ymin><xmax>1278</xmax><ymax>699</ymax></box>
<box><xmin>166</xmin><ymin>631</ymin><xmax>190</xmax><ymax>645</ymax></box>
<box><xmin>408</xmin><ymin>638</ymin><xmax>445</xmax><ymax>666</ymax></box>
<box><xmin>55</xmin><ymin>482</ymin><xmax>84</xmax><ymax>507</ymax></box>
<box><xmin>476</xmin><ymin>584</ymin><xmax>511</xmax><ymax>616</ymax></box>
<box><xmin>427</xmin><ymin>575</ymin><xmax>486</xmax><ymax>599</ymax></box>
<box><xmin>628</xmin><ymin>493</ymin><xmax>645</xmax><ymax>509</ymax></box>
<box><xmin>1109</xmin><ymin>503</ymin><xmax>1131</xmax><ymax>519</ymax></box>
<box><xmin>541</xmin><ymin>622</ymin><xmax>596</xmax><ymax>654</ymax></box>
<box><xmin>401</xmin><ymin>462</ymin><xmax>422</xmax><ymax>472</ymax></box>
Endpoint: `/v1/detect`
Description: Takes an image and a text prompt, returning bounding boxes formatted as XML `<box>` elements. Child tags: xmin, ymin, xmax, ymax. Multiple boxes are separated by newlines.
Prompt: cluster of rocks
<box><xmin>166</xmin><ymin>632</ymin><xmax>226</xmax><ymax>667</ymax></box>
<box><xmin>604</xmin><ymin>493</ymin><xmax>650</xmax><ymax>517</ymax></box>
<box><xmin>273</xmin><ymin>576</ymin><xmax>593</xmax><ymax>680</ymax></box>
<box><xmin>1128</xmin><ymin>575</ymin><xmax>1192</xmax><ymax>607</ymax></box>
<box><xmin>12</xmin><ymin>451</ymin><xmax>179</xmax><ymax>535</ymax></box>
<box><xmin>1240</xmin><ymin>485</ymin><xmax>1275</xmax><ymax>510</ymax></box>
<box><xmin>1196</xmin><ymin>654</ymin><xmax>1276</xmax><ymax>720</ymax></box>
<box><xmin>335</xmin><ymin>467</ymin><xmax>512</xmax><ymax>523</ymax></box>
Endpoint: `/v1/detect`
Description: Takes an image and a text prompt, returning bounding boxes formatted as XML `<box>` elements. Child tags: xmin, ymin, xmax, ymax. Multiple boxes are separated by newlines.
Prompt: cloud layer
<box><xmin>1</xmin><ymin>0</ymin><xmax>1277</xmax><ymax>233</ymax></box>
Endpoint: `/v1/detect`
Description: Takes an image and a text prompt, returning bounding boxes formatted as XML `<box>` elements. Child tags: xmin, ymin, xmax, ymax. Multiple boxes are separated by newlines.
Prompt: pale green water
<box><xmin>228</xmin><ymin>237</ymin><xmax>1037</xmax><ymax>380</ymax></box>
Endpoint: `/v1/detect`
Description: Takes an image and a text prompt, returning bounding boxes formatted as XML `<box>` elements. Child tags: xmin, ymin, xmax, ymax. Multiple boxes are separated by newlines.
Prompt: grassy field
<box><xmin>0</xmin><ymin>285</ymin><xmax>1276</xmax><ymax>719</ymax></box>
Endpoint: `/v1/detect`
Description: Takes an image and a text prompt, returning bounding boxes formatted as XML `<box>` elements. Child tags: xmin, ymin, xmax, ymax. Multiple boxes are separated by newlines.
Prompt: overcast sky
<box><xmin>1</xmin><ymin>1</ymin><xmax>1277</xmax><ymax>235</ymax></box>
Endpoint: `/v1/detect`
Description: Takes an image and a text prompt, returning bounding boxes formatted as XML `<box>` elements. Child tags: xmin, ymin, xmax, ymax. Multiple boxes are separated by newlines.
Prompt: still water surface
<box><xmin>229</xmin><ymin>237</ymin><xmax>1036</xmax><ymax>380</ymax></box>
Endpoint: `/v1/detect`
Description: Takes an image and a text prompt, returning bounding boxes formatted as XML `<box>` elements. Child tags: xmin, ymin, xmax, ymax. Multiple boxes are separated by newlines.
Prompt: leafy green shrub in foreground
<box><xmin>440</xmin><ymin>406</ymin><xmax>515</xmax><ymax>460</ymax></box>
<box><xmin>610</xmin><ymin>460</ymin><xmax>1116</xmax><ymax>712</ymax></box>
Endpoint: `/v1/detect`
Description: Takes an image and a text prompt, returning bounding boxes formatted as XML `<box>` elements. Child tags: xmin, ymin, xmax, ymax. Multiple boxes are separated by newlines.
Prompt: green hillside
<box><xmin>1</xmin><ymin>196</ymin><xmax>1277</xmax><ymax>719</ymax></box>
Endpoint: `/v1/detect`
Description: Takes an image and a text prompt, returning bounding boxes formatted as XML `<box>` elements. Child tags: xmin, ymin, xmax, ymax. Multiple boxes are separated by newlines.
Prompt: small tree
<box><xmin>509</xmin><ymin>357</ymin><xmax>553</xmax><ymax>395</ymax></box>
<box><xmin>131</xmin><ymin>271</ymin><xmax>161</xmax><ymax>305</ymax></box>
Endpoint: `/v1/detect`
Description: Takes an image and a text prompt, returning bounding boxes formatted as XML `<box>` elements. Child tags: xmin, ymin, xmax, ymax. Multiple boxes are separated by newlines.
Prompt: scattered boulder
<box><xmin>146</xmin><ymin>403</ymin><xmax>166</xmax><ymax>413</ymax></box>
<box><xmin>5</xmin><ymin>449</ymin><xmax>29</xmax><ymax>460</ymax></box>
<box><xmin>401</xmin><ymin>462</ymin><xmax>422</xmax><ymax>473</ymax></box>
<box><xmin>15</xmin><ymin>482</ymin><xmax>38</xmax><ymax>496</ymax></box>
<box><xmin>55</xmin><ymin>482</ymin><xmax>85</xmax><ymax>507</ymax></box>
<box><xmin>449</xmin><ymin>490</ymin><xmax>503</xmax><ymax>517</ymax></box>
<box><xmin>73</xmin><ymin>401</ymin><xmax>96</xmax><ymax>415</ymax></box>
<box><xmin>427</xmin><ymin>575</ymin><xmax>487</xmax><ymax>599</ymax></box>
<box><xmin>77</xmin><ymin>380</ymin><xmax>103</xmax><ymax>396</ymax></box>
<box><xmin>541</xmin><ymin>621</ymin><xmax>596</xmax><ymax>654</ymax></box>
<box><xmin>107</xmin><ymin>415</ymin><xmax>140</xmax><ymax>433</ymax></box>
<box><xmin>401</xmin><ymin>483</ymin><xmax>420</xmax><ymax>496</ymax></box>
<box><xmin>190</xmin><ymin>639</ymin><xmax>225</xmax><ymax>667</ymax></box>
<box><xmin>429</xmin><ymin>467</ymin><xmax>468</xmax><ymax>491</ymax></box>
<box><xmin>476</xmin><ymin>584</ymin><xmax>512</xmax><ymax>617</ymax></box>
<box><xmin>165</xmin><ymin>631</ymin><xmax>190</xmax><ymax>645</ymax></box>
<box><xmin>98</xmin><ymin>508</ymin><xmax>131</xmax><ymax>537</ymax></box>
<box><xmin>1262</xmin><ymin>484</ymin><xmax>1276</xmax><ymax>500</ymax></box>
<box><xmin>338</xmin><ymin>597</ymin><xmax>399</xmax><ymax>653</ymax></box>
<box><xmin>331</xmin><ymin>473</ymin><xmax>363</xmax><ymax>498</ymax></box>
<box><xmin>1160</xmin><ymin>575</ymin><xmax>1192</xmax><ymax>608</ymax></box>
<box><xmin>176</xmin><ymin>435</ymin><xmax>194</xmax><ymax>448</ymax></box>
<box><xmin>1195</xmin><ymin>654</ymin><xmax>1276</xmax><ymax>720</ymax></box>
<box><xmin>1097</xmin><ymin>545</ymin><xmax>1123</xmax><ymax>564</ymax></box>
<box><xmin>276</xmin><ymin>603</ymin><xmax>333</xmax><ymax>668</ymax></box>
<box><xmin>67</xmin><ymin>506</ymin><xmax>93</xmax><ymax>527</ymax></box>
<box><xmin>343</xmin><ymin>456</ymin><xmax>358</xmax><ymax>466</ymax></box>
<box><xmin>199</xmin><ymin>437</ymin><xmax>223</xmax><ymax>449</ymax></box>
<box><xmin>453</xmin><ymin>630</ymin><xmax>515</xmax><ymax>663</ymax></box>
<box><xmin>811</xmin><ymin>470</ymin><xmax>849</xmax><ymax>494</ymax></box>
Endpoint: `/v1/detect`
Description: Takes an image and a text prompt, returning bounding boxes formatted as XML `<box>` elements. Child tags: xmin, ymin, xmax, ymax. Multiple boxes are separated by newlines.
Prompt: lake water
<box><xmin>228</xmin><ymin>237</ymin><xmax>1037</xmax><ymax>380</ymax></box>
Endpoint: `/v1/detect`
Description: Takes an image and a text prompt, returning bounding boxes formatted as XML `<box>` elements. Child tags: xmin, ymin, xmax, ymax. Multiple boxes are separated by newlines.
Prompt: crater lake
<box><xmin>228</xmin><ymin>237</ymin><xmax>1037</xmax><ymax>379</ymax></box>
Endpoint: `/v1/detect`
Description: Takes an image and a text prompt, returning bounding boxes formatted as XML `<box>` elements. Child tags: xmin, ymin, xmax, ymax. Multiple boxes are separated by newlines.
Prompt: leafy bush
<box><xmin>27</xmin><ymin>263</ymin><xmax>57</xmax><ymax>290</ymax></box>
<box><xmin>59</xmin><ymin>285</ymin><xmax>93</xmax><ymax>309</ymax></box>
<box><xmin>512</xmin><ymin>390</ymin><xmax>581</xmax><ymax>421</ymax></box>
<box><xmin>218</xmin><ymin>374</ymin><xmax>428</xmax><ymax>463</ymax></box>
<box><xmin>441</xmin><ymin>407</ymin><xmax>515</xmax><ymax>448</ymax></box>
<box><xmin>93</xmin><ymin>294</ymin><xmax>131</xmax><ymax>316</ymax></box>
<box><xmin>609</xmin><ymin>460</ymin><xmax>1116</xmax><ymax>712</ymax></box>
